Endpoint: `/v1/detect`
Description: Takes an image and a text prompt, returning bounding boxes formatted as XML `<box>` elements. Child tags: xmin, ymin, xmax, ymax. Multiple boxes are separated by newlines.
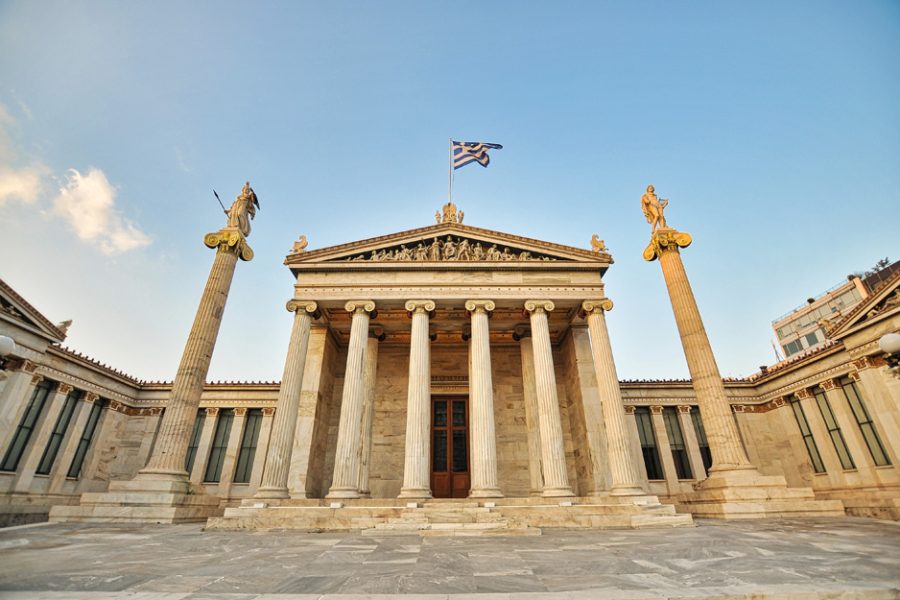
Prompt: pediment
<box><xmin>827</xmin><ymin>271</ymin><xmax>900</xmax><ymax>339</ymax></box>
<box><xmin>285</xmin><ymin>223</ymin><xmax>612</xmax><ymax>273</ymax></box>
<box><xmin>0</xmin><ymin>278</ymin><xmax>68</xmax><ymax>343</ymax></box>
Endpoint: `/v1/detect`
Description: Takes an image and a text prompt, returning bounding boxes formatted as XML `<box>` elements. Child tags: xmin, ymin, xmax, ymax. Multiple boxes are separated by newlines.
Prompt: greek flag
<box><xmin>452</xmin><ymin>141</ymin><xmax>503</xmax><ymax>169</ymax></box>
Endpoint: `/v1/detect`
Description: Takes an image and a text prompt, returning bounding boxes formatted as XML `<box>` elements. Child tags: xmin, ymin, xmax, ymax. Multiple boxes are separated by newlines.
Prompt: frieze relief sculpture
<box><xmin>341</xmin><ymin>235</ymin><xmax>556</xmax><ymax>262</ymax></box>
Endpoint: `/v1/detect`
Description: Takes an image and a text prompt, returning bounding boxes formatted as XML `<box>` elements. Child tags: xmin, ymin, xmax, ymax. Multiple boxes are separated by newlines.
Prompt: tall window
<box><xmin>840</xmin><ymin>378</ymin><xmax>891</xmax><ymax>466</ymax></box>
<box><xmin>690</xmin><ymin>407</ymin><xmax>713</xmax><ymax>471</ymax></box>
<box><xmin>233</xmin><ymin>409</ymin><xmax>263</xmax><ymax>484</ymax></box>
<box><xmin>1</xmin><ymin>379</ymin><xmax>55</xmax><ymax>472</ymax></box>
<box><xmin>67</xmin><ymin>399</ymin><xmax>104</xmax><ymax>479</ymax></box>
<box><xmin>184</xmin><ymin>409</ymin><xmax>206</xmax><ymax>473</ymax></box>
<box><xmin>813</xmin><ymin>388</ymin><xmax>855</xmax><ymax>470</ymax></box>
<box><xmin>634</xmin><ymin>407</ymin><xmax>664</xmax><ymax>480</ymax></box>
<box><xmin>36</xmin><ymin>389</ymin><xmax>80</xmax><ymax>475</ymax></box>
<box><xmin>204</xmin><ymin>409</ymin><xmax>234</xmax><ymax>483</ymax></box>
<box><xmin>789</xmin><ymin>396</ymin><xmax>826</xmax><ymax>473</ymax></box>
<box><xmin>662</xmin><ymin>407</ymin><xmax>693</xmax><ymax>479</ymax></box>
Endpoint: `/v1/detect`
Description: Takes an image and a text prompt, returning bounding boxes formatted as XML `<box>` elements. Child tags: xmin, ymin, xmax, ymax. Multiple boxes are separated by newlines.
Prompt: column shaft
<box><xmin>249</xmin><ymin>407</ymin><xmax>276</xmax><ymax>489</ymax></box>
<box><xmin>526</xmin><ymin>300</ymin><xmax>574</xmax><ymax>497</ymax></box>
<box><xmin>256</xmin><ymin>301</ymin><xmax>317</xmax><ymax>498</ymax></box>
<box><xmin>656</xmin><ymin>241</ymin><xmax>751</xmax><ymax>471</ymax></box>
<box><xmin>518</xmin><ymin>335</ymin><xmax>544</xmax><ymax>496</ymax></box>
<box><xmin>583</xmin><ymin>301</ymin><xmax>644</xmax><ymax>495</ymax></box>
<box><xmin>328</xmin><ymin>301</ymin><xmax>374</xmax><ymax>498</ymax></box>
<box><xmin>358</xmin><ymin>335</ymin><xmax>380</xmax><ymax>496</ymax></box>
<box><xmin>467</xmin><ymin>300</ymin><xmax>502</xmax><ymax>498</ymax></box>
<box><xmin>141</xmin><ymin>244</ymin><xmax>241</xmax><ymax>478</ymax></box>
<box><xmin>399</xmin><ymin>300</ymin><xmax>434</xmax><ymax>498</ymax></box>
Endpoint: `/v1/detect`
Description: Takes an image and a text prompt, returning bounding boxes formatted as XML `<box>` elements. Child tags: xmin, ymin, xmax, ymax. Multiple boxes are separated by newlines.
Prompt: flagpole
<box><xmin>448</xmin><ymin>137</ymin><xmax>453</xmax><ymax>203</ymax></box>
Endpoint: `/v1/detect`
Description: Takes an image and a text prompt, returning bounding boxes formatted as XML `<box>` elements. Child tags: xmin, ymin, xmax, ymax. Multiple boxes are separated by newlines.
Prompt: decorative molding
<box><xmin>623</xmin><ymin>405</ymin><xmax>636</xmax><ymax>415</ymax></box>
<box><xmin>649</xmin><ymin>405</ymin><xmax>664</xmax><ymax>414</ymax></box>
<box><xmin>205</xmin><ymin>407</ymin><xmax>220</xmax><ymax>416</ymax></box>
<box><xmin>261</xmin><ymin>407</ymin><xmax>276</xmax><ymax>416</ymax></box>
<box><xmin>819</xmin><ymin>378</ymin><xmax>840</xmax><ymax>391</ymax></box>
<box><xmin>677</xmin><ymin>405</ymin><xmax>692</xmax><ymax>414</ymax></box>
<box><xmin>853</xmin><ymin>356</ymin><xmax>886</xmax><ymax>371</ymax></box>
<box><xmin>84</xmin><ymin>392</ymin><xmax>100</xmax><ymax>404</ymax></box>
<box><xmin>794</xmin><ymin>387</ymin><xmax>813</xmax><ymax>400</ymax></box>
<box><xmin>56</xmin><ymin>383</ymin><xmax>74</xmax><ymax>395</ymax></box>
<box><xmin>234</xmin><ymin>407</ymin><xmax>248</xmax><ymax>417</ymax></box>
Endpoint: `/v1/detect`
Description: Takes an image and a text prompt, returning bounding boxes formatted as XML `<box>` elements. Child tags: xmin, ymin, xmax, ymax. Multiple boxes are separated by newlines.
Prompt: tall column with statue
<box><xmin>49</xmin><ymin>183</ymin><xmax>259</xmax><ymax>524</ymax></box>
<box><xmin>640</xmin><ymin>184</ymin><xmax>844</xmax><ymax>518</ymax></box>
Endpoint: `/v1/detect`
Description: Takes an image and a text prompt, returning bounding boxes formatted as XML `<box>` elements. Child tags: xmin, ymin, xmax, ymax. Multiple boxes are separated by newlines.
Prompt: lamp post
<box><xmin>878</xmin><ymin>332</ymin><xmax>900</xmax><ymax>376</ymax></box>
<box><xmin>0</xmin><ymin>335</ymin><xmax>16</xmax><ymax>379</ymax></box>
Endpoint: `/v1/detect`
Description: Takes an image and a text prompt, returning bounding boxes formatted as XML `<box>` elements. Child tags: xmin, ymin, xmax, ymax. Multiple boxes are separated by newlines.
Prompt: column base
<box><xmin>469</xmin><ymin>488</ymin><xmax>504</xmax><ymax>499</ymax></box>
<box><xmin>541</xmin><ymin>487</ymin><xmax>575</xmax><ymax>498</ymax></box>
<box><xmin>398</xmin><ymin>487</ymin><xmax>432</xmax><ymax>499</ymax></box>
<box><xmin>609</xmin><ymin>485</ymin><xmax>647</xmax><ymax>497</ymax></box>
<box><xmin>254</xmin><ymin>486</ymin><xmax>291</xmax><ymax>500</ymax></box>
<box><xmin>678</xmin><ymin>468</ymin><xmax>845</xmax><ymax>520</ymax></box>
<box><xmin>326</xmin><ymin>487</ymin><xmax>361</xmax><ymax>500</ymax></box>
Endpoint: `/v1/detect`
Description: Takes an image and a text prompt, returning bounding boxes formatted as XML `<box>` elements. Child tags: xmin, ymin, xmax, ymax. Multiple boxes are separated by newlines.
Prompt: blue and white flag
<box><xmin>452</xmin><ymin>141</ymin><xmax>503</xmax><ymax>170</ymax></box>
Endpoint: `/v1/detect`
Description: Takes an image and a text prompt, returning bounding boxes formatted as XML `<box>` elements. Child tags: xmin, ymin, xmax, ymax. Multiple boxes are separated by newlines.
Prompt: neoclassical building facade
<box><xmin>1</xmin><ymin>204</ymin><xmax>898</xmax><ymax>530</ymax></box>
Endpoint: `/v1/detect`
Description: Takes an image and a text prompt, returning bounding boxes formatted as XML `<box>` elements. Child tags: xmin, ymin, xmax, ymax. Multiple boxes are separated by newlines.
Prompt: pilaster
<box><xmin>14</xmin><ymin>383</ymin><xmax>73</xmax><ymax>491</ymax></box>
<box><xmin>190</xmin><ymin>408</ymin><xmax>220</xmax><ymax>484</ymax></box>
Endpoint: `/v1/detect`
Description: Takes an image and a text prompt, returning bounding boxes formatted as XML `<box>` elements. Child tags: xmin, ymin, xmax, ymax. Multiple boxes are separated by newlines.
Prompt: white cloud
<box><xmin>0</xmin><ymin>165</ymin><xmax>45</xmax><ymax>205</ymax></box>
<box><xmin>52</xmin><ymin>168</ymin><xmax>151</xmax><ymax>255</ymax></box>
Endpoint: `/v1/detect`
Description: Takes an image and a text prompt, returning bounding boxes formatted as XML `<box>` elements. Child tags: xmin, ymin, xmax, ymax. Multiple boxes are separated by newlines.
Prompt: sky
<box><xmin>0</xmin><ymin>1</ymin><xmax>898</xmax><ymax>383</ymax></box>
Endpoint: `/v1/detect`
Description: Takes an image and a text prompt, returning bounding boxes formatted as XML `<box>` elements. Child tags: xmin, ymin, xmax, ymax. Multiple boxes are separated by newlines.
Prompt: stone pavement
<box><xmin>0</xmin><ymin>518</ymin><xmax>898</xmax><ymax>599</ymax></box>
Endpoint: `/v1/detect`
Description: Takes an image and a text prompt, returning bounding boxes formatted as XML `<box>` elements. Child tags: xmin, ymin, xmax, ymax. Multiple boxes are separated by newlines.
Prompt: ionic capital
<box><xmin>819</xmin><ymin>378</ymin><xmax>840</xmax><ymax>391</ymax></box>
<box><xmin>794</xmin><ymin>387</ymin><xmax>814</xmax><ymax>400</ymax></box>
<box><xmin>345</xmin><ymin>300</ymin><xmax>377</xmax><ymax>315</ymax></box>
<box><xmin>524</xmin><ymin>299</ymin><xmax>555</xmax><ymax>315</ymax></box>
<box><xmin>580</xmin><ymin>298</ymin><xmax>614</xmax><ymax>316</ymax></box>
<box><xmin>642</xmin><ymin>228</ymin><xmax>692</xmax><ymax>262</ymax></box>
<box><xmin>203</xmin><ymin>229</ymin><xmax>254</xmax><ymax>261</ymax></box>
<box><xmin>465</xmin><ymin>299</ymin><xmax>495</xmax><ymax>315</ymax></box>
<box><xmin>56</xmin><ymin>382</ymin><xmax>74</xmax><ymax>395</ymax></box>
<box><xmin>405</xmin><ymin>299</ymin><xmax>435</xmax><ymax>315</ymax></box>
<box><xmin>286</xmin><ymin>299</ymin><xmax>320</xmax><ymax>318</ymax></box>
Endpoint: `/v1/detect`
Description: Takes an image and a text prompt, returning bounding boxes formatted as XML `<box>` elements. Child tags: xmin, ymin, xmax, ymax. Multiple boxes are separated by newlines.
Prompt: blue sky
<box><xmin>1</xmin><ymin>1</ymin><xmax>898</xmax><ymax>382</ymax></box>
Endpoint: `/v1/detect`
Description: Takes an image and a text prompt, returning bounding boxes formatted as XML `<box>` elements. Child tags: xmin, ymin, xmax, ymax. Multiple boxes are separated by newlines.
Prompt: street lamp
<box><xmin>878</xmin><ymin>332</ymin><xmax>900</xmax><ymax>372</ymax></box>
<box><xmin>0</xmin><ymin>335</ymin><xmax>17</xmax><ymax>380</ymax></box>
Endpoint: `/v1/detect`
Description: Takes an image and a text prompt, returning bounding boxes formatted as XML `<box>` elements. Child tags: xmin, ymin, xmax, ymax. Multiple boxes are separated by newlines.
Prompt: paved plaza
<box><xmin>0</xmin><ymin>518</ymin><xmax>899</xmax><ymax>599</ymax></box>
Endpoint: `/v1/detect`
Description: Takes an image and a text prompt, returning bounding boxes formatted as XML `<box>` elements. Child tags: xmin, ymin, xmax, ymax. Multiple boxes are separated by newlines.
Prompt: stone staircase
<box><xmin>205</xmin><ymin>495</ymin><xmax>694</xmax><ymax>535</ymax></box>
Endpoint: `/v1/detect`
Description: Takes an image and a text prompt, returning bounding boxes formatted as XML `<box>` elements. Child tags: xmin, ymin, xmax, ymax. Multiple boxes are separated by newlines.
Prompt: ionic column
<box><xmin>358</xmin><ymin>329</ymin><xmax>382</xmax><ymax>497</ymax></box>
<box><xmin>328</xmin><ymin>300</ymin><xmax>376</xmax><ymax>498</ymax></box>
<box><xmin>644</xmin><ymin>228</ymin><xmax>753</xmax><ymax>473</ymax></box>
<box><xmin>399</xmin><ymin>299</ymin><xmax>435</xmax><ymax>499</ymax></box>
<box><xmin>139</xmin><ymin>222</ymin><xmax>253</xmax><ymax>484</ymax></box>
<box><xmin>524</xmin><ymin>300</ymin><xmax>574</xmax><ymax>497</ymax></box>
<box><xmin>516</xmin><ymin>329</ymin><xmax>544</xmax><ymax>496</ymax></box>
<box><xmin>466</xmin><ymin>300</ymin><xmax>502</xmax><ymax>498</ymax></box>
<box><xmin>581</xmin><ymin>299</ymin><xmax>644</xmax><ymax>496</ymax></box>
<box><xmin>256</xmin><ymin>300</ymin><xmax>319</xmax><ymax>498</ymax></box>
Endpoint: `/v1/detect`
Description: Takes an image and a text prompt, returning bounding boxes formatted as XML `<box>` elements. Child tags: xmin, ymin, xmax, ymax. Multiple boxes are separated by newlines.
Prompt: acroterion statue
<box><xmin>640</xmin><ymin>185</ymin><xmax>668</xmax><ymax>232</ymax></box>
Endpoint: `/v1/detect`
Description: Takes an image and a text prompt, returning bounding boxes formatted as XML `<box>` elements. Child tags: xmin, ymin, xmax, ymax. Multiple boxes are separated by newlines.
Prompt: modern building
<box><xmin>1</xmin><ymin>203</ymin><xmax>898</xmax><ymax>531</ymax></box>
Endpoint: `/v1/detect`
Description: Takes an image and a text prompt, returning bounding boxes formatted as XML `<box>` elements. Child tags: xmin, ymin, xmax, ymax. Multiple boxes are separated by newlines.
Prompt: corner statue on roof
<box><xmin>227</xmin><ymin>181</ymin><xmax>260</xmax><ymax>237</ymax></box>
<box><xmin>641</xmin><ymin>184</ymin><xmax>669</xmax><ymax>233</ymax></box>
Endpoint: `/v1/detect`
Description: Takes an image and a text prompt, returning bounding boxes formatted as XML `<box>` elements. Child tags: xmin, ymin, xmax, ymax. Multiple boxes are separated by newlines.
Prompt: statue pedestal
<box><xmin>48</xmin><ymin>474</ymin><xmax>223</xmax><ymax>524</ymax></box>
<box><xmin>677</xmin><ymin>468</ymin><xmax>844</xmax><ymax>519</ymax></box>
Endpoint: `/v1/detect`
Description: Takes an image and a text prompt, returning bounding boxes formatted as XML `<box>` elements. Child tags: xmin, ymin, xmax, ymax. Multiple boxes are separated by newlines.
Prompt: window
<box><xmin>233</xmin><ymin>409</ymin><xmax>263</xmax><ymax>484</ymax></box>
<box><xmin>184</xmin><ymin>410</ymin><xmax>206</xmax><ymax>473</ymax></box>
<box><xmin>805</xmin><ymin>331</ymin><xmax>820</xmax><ymax>347</ymax></box>
<box><xmin>36</xmin><ymin>389</ymin><xmax>80</xmax><ymax>475</ymax></box>
<box><xmin>1</xmin><ymin>379</ymin><xmax>55</xmax><ymax>472</ymax></box>
<box><xmin>204</xmin><ymin>409</ymin><xmax>234</xmax><ymax>483</ymax></box>
<box><xmin>784</xmin><ymin>340</ymin><xmax>804</xmax><ymax>357</ymax></box>
<box><xmin>662</xmin><ymin>407</ymin><xmax>693</xmax><ymax>479</ymax></box>
<box><xmin>789</xmin><ymin>396</ymin><xmax>826</xmax><ymax>473</ymax></box>
<box><xmin>690</xmin><ymin>407</ymin><xmax>713</xmax><ymax>471</ymax></box>
<box><xmin>840</xmin><ymin>378</ymin><xmax>891</xmax><ymax>466</ymax></box>
<box><xmin>67</xmin><ymin>399</ymin><xmax>104</xmax><ymax>479</ymax></box>
<box><xmin>633</xmin><ymin>407</ymin><xmax>664</xmax><ymax>480</ymax></box>
<box><xmin>813</xmin><ymin>388</ymin><xmax>855</xmax><ymax>470</ymax></box>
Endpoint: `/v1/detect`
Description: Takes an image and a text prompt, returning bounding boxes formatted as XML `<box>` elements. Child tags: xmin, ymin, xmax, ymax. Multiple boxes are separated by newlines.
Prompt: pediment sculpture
<box><xmin>336</xmin><ymin>235</ymin><xmax>558</xmax><ymax>263</ymax></box>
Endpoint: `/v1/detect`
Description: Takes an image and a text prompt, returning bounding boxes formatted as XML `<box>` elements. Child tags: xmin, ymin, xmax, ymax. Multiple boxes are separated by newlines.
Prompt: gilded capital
<box><xmin>794</xmin><ymin>387</ymin><xmax>814</xmax><ymax>400</ymax></box>
<box><xmin>56</xmin><ymin>383</ymin><xmax>74</xmax><ymax>395</ymax></box>
<box><xmin>581</xmin><ymin>298</ymin><xmax>614</xmax><ymax>316</ymax></box>
<box><xmin>84</xmin><ymin>392</ymin><xmax>100</xmax><ymax>404</ymax></box>
<box><xmin>819</xmin><ymin>378</ymin><xmax>840</xmax><ymax>391</ymax></box>
<box><xmin>203</xmin><ymin>229</ymin><xmax>254</xmax><ymax>262</ymax></box>
<box><xmin>286</xmin><ymin>300</ymin><xmax>319</xmax><ymax>317</ymax></box>
<box><xmin>345</xmin><ymin>300</ymin><xmax>377</xmax><ymax>314</ymax></box>
<box><xmin>465</xmin><ymin>299</ymin><xmax>495</xmax><ymax>314</ymax></box>
<box><xmin>405</xmin><ymin>299</ymin><xmax>436</xmax><ymax>314</ymax></box>
<box><xmin>524</xmin><ymin>299</ymin><xmax>555</xmax><ymax>314</ymax></box>
<box><xmin>642</xmin><ymin>228</ymin><xmax>692</xmax><ymax>262</ymax></box>
<box><xmin>205</xmin><ymin>407</ymin><xmax>220</xmax><ymax>416</ymax></box>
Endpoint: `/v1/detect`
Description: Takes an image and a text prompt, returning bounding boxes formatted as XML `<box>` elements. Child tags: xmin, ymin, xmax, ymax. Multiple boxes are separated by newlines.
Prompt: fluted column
<box><xmin>581</xmin><ymin>299</ymin><xmax>644</xmax><ymax>496</ymax></box>
<box><xmin>139</xmin><ymin>228</ymin><xmax>252</xmax><ymax>483</ymax></box>
<box><xmin>358</xmin><ymin>330</ymin><xmax>382</xmax><ymax>497</ymax></box>
<box><xmin>256</xmin><ymin>300</ymin><xmax>319</xmax><ymax>499</ymax></box>
<box><xmin>516</xmin><ymin>329</ymin><xmax>544</xmax><ymax>496</ymax></box>
<box><xmin>644</xmin><ymin>229</ymin><xmax>753</xmax><ymax>473</ymax></box>
<box><xmin>466</xmin><ymin>299</ymin><xmax>502</xmax><ymax>498</ymax></box>
<box><xmin>524</xmin><ymin>300</ymin><xmax>574</xmax><ymax>497</ymax></box>
<box><xmin>328</xmin><ymin>300</ymin><xmax>376</xmax><ymax>498</ymax></box>
<box><xmin>399</xmin><ymin>299</ymin><xmax>435</xmax><ymax>499</ymax></box>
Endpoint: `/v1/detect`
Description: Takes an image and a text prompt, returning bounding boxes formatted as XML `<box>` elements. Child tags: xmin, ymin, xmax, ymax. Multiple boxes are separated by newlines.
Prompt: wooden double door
<box><xmin>430</xmin><ymin>396</ymin><xmax>470</xmax><ymax>498</ymax></box>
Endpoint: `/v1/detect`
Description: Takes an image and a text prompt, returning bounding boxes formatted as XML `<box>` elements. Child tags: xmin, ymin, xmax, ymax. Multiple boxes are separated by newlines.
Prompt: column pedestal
<box><xmin>645</xmin><ymin>225</ymin><xmax>844</xmax><ymax>519</ymax></box>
